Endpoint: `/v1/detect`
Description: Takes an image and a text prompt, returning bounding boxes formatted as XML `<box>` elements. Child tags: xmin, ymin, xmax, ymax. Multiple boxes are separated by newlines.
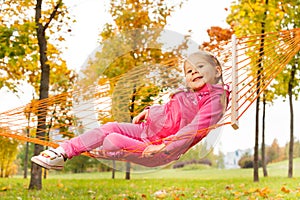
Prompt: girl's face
<box><xmin>184</xmin><ymin>55</ymin><xmax>222</xmax><ymax>91</ymax></box>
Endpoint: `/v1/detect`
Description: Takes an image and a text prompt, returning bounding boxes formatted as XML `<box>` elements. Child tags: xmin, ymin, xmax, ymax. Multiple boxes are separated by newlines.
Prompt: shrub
<box><xmin>238</xmin><ymin>154</ymin><xmax>262</xmax><ymax>169</ymax></box>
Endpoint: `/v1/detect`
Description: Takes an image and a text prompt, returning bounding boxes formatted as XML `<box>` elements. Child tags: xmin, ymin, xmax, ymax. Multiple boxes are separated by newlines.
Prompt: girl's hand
<box><xmin>142</xmin><ymin>143</ymin><xmax>166</xmax><ymax>158</ymax></box>
<box><xmin>132</xmin><ymin>110</ymin><xmax>149</xmax><ymax>124</ymax></box>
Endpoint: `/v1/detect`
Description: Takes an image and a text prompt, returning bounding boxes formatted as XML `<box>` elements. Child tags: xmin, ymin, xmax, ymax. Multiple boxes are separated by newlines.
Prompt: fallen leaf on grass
<box><xmin>141</xmin><ymin>193</ymin><xmax>147</xmax><ymax>199</ymax></box>
<box><xmin>199</xmin><ymin>186</ymin><xmax>207</xmax><ymax>192</ymax></box>
<box><xmin>0</xmin><ymin>186</ymin><xmax>11</xmax><ymax>191</ymax></box>
<box><xmin>258</xmin><ymin>187</ymin><xmax>271</xmax><ymax>198</ymax></box>
<box><xmin>242</xmin><ymin>187</ymin><xmax>271</xmax><ymax>198</ymax></box>
<box><xmin>153</xmin><ymin>190</ymin><xmax>167</xmax><ymax>199</ymax></box>
<box><xmin>57</xmin><ymin>180</ymin><xmax>64</xmax><ymax>188</ymax></box>
<box><xmin>247</xmin><ymin>188</ymin><xmax>258</xmax><ymax>194</ymax></box>
<box><xmin>233</xmin><ymin>191</ymin><xmax>243</xmax><ymax>198</ymax></box>
<box><xmin>171</xmin><ymin>192</ymin><xmax>185</xmax><ymax>200</ymax></box>
<box><xmin>281</xmin><ymin>186</ymin><xmax>290</xmax><ymax>193</ymax></box>
<box><xmin>225</xmin><ymin>184</ymin><xmax>234</xmax><ymax>190</ymax></box>
<box><xmin>88</xmin><ymin>190</ymin><xmax>96</xmax><ymax>194</ymax></box>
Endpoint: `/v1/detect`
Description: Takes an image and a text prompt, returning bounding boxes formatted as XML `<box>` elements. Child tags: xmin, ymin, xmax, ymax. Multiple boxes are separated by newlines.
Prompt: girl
<box><xmin>31</xmin><ymin>51</ymin><xmax>229</xmax><ymax>170</ymax></box>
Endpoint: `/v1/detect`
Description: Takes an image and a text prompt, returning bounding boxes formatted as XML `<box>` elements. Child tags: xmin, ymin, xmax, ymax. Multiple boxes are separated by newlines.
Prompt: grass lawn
<box><xmin>1</xmin><ymin>159</ymin><xmax>300</xmax><ymax>199</ymax></box>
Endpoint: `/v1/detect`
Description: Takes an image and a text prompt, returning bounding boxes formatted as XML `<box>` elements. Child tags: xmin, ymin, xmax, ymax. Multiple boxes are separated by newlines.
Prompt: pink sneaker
<box><xmin>31</xmin><ymin>147</ymin><xmax>67</xmax><ymax>170</ymax></box>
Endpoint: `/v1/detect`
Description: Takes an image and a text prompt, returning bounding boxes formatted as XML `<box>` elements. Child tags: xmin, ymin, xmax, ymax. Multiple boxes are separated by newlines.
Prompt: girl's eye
<box><xmin>186</xmin><ymin>69</ymin><xmax>192</xmax><ymax>74</ymax></box>
<box><xmin>197</xmin><ymin>65</ymin><xmax>204</xmax><ymax>68</ymax></box>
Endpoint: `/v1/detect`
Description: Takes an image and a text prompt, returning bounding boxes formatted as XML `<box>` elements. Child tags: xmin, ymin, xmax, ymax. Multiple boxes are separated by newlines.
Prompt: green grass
<box><xmin>1</xmin><ymin>159</ymin><xmax>300</xmax><ymax>199</ymax></box>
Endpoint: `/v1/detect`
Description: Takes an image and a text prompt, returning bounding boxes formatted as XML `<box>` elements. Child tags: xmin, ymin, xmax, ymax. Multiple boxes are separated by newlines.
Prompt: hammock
<box><xmin>0</xmin><ymin>28</ymin><xmax>299</xmax><ymax>165</ymax></box>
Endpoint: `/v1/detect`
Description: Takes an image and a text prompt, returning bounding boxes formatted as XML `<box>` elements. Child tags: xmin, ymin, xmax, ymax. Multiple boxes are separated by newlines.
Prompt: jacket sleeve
<box><xmin>162</xmin><ymin>92</ymin><xmax>225</xmax><ymax>156</ymax></box>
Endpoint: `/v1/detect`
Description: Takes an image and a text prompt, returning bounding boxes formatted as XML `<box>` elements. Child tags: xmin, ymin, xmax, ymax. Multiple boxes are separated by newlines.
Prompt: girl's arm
<box><xmin>162</xmin><ymin>93</ymin><xmax>225</xmax><ymax>155</ymax></box>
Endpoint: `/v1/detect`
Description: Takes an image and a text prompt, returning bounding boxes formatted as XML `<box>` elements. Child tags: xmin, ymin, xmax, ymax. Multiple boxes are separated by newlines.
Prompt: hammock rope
<box><xmin>0</xmin><ymin>28</ymin><xmax>299</xmax><ymax>160</ymax></box>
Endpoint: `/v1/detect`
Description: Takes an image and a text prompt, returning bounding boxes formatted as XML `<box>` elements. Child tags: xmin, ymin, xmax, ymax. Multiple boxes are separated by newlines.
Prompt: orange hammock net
<box><xmin>0</xmin><ymin>28</ymin><xmax>299</xmax><ymax>160</ymax></box>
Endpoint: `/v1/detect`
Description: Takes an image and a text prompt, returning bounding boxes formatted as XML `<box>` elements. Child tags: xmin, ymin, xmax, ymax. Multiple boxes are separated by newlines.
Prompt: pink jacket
<box><xmin>142</xmin><ymin>83</ymin><xmax>229</xmax><ymax>155</ymax></box>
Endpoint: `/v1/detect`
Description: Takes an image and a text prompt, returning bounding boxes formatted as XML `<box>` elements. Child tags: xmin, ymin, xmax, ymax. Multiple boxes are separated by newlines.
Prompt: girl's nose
<box><xmin>192</xmin><ymin>69</ymin><xmax>198</xmax><ymax>75</ymax></box>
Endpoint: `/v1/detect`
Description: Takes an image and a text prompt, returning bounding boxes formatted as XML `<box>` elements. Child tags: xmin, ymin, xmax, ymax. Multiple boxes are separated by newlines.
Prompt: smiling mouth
<box><xmin>193</xmin><ymin>76</ymin><xmax>203</xmax><ymax>82</ymax></box>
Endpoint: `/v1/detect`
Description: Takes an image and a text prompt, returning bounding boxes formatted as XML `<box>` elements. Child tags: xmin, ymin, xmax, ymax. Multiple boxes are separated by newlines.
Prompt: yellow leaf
<box><xmin>234</xmin><ymin>191</ymin><xmax>242</xmax><ymax>197</ymax></box>
<box><xmin>57</xmin><ymin>180</ymin><xmax>64</xmax><ymax>188</ymax></box>
<box><xmin>1</xmin><ymin>186</ymin><xmax>11</xmax><ymax>191</ymax></box>
<box><xmin>247</xmin><ymin>188</ymin><xmax>257</xmax><ymax>193</ymax></box>
<box><xmin>258</xmin><ymin>187</ymin><xmax>271</xmax><ymax>198</ymax></box>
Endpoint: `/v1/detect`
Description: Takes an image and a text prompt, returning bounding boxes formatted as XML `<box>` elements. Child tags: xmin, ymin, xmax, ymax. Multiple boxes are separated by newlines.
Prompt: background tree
<box><xmin>17</xmin><ymin>141</ymin><xmax>34</xmax><ymax>178</ymax></box>
<box><xmin>79</xmin><ymin>0</ymin><xmax>188</xmax><ymax>179</ymax></box>
<box><xmin>200</xmin><ymin>26</ymin><xmax>233</xmax><ymax>60</ymax></box>
<box><xmin>30</xmin><ymin>0</ymin><xmax>71</xmax><ymax>189</ymax></box>
<box><xmin>266</xmin><ymin>139</ymin><xmax>281</xmax><ymax>163</ymax></box>
<box><xmin>0</xmin><ymin>0</ymin><xmax>76</xmax><ymax>189</ymax></box>
<box><xmin>0</xmin><ymin>133</ymin><xmax>19</xmax><ymax>177</ymax></box>
<box><xmin>292</xmin><ymin>140</ymin><xmax>300</xmax><ymax>158</ymax></box>
<box><xmin>0</xmin><ymin>10</ymin><xmax>36</xmax><ymax>92</ymax></box>
<box><xmin>63</xmin><ymin>156</ymin><xmax>94</xmax><ymax>173</ymax></box>
<box><xmin>261</xmin><ymin>90</ymin><xmax>274</xmax><ymax>177</ymax></box>
<box><xmin>0</xmin><ymin>0</ymin><xmax>74</xmax><ymax>93</ymax></box>
<box><xmin>176</xmin><ymin>142</ymin><xmax>224</xmax><ymax>169</ymax></box>
<box><xmin>271</xmin><ymin>0</ymin><xmax>300</xmax><ymax>178</ymax></box>
<box><xmin>226</xmin><ymin>0</ymin><xmax>285</xmax><ymax>182</ymax></box>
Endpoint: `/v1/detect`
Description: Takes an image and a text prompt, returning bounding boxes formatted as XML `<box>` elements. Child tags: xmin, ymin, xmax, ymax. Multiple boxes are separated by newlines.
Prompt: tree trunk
<box><xmin>29</xmin><ymin>0</ymin><xmax>49</xmax><ymax>190</ymax></box>
<box><xmin>43</xmin><ymin>146</ymin><xmax>48</xmax><ymax>179</ymax></box>
<box><xmin>112</xmin><ymin>160</ymin><xmax>116</xmax><ymax>179</ymax></box>
<box><xmin>254</xmin><ymin>96</ymin><xmax>260</xmax><ymax>182</ymax></box>
<box><xmin>262</xmin><ymin>94</ymin><xmax>268</xmax><ymax>177</ymax></box>
<box><xmin>124</xmin><ymin>85</ymin><xmax>137</xmax><ymax>180</ymax></box>
<box><xmin>28</xmin><ymin>0</ymin><xmax>62</xmax><ymax>190</ymax></box>
<box><xmin>125</xmin><ymin>162</ymin><xmax>131</xmax><ymax>180</ymax></box>
<box><xmin>288</xmin><ymin>64</ymin><xmax>295</xmax><ymax>178</ymax></box>
<box><xmin>24</xmin><ymin>119</ymin><xmax>30</xmax><ymax>179</ymax></box>
<box><xmin>254</xmin><ymin>0</ymin><xmax>268</xmax><ymax>182</ymax></box>
<box><xmin>253</xmin><ymin>33</ymin><xmax>264</xmax><ymax>183</ymax></box>
<box><xmin>24</xmin><ymin>141</ymin><xmax>29</xmax><ymax>179</ymax></box>
<box><xmin>43</xmin><ymin>169</ymin><xmax>47</xmax><ymax>179</ymax></box>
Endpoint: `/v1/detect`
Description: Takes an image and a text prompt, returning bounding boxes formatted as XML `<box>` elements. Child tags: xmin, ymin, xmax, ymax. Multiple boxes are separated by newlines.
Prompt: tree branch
<box><xmin>44</xmin><ymin>0</ymin><xmax>62</xmax><ymax>31</ymax></box>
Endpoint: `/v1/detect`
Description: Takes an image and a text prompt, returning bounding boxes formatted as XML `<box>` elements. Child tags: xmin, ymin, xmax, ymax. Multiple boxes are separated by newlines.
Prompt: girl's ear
<box><xmin>215</xmin><ymin>66</ymin><xmax>222</xmax><ymax>78</ymax></box>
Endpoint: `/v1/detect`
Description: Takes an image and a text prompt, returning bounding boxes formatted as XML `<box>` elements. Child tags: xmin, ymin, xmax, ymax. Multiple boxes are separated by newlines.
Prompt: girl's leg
<box><xmin>30</xmin><ymin>122</ymin><xmax>145</xmax><ymax>170</ymax></box>
<box><xmin>102</xmin><ymin>133</ymin><xmax>176</xmax><ymax>167</ymax></box>
<box><xmin>60</xmin><ymin>127</ymin><xmax>108</xmax><ymax>158</ymax></box>
<box><xmin>61</xmin><ymin>122</ymin><xmax>145</xmax><ymax>158</ymax></box>
<box><xmin>103</xmin><ymin>132</ymin><xmax>146</xmax><ymax>153</ymax></box>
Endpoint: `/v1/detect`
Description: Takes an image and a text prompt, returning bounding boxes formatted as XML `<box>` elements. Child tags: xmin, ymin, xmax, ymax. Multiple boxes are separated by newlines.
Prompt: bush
<box><xmin>238</xmin><ymin>154</ymin><xmax>262</xmax><ymax>169</ymax></box>
<box><xmin>173</xmin><ymin>158</ymin><xmax>212</xmax><ymax>169</ymax></box>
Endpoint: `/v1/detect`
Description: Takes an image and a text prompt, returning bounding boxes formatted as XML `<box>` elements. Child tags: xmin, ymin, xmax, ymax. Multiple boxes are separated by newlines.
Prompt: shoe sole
<box><xmin>31</xmin><ymin>157</ymin><xmax>63</xmax><ymax>170</ymax></box>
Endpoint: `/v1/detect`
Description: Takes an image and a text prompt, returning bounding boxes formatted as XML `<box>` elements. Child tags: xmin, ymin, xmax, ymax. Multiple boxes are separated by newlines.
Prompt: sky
<box><xmin>1</xmin><ymin>0</ymin><xmax>299</xmax><ymax>154</ymax></box>
<box><xmin>63</xmin><ymin>0</ymin><xmax>232</xmax><ymax>72</ymax></box>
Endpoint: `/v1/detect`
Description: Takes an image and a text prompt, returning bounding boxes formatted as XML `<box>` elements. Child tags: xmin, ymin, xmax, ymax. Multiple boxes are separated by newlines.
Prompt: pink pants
<box><xmin>60</xmin><ymin>122</ymin><xmax>179</xmax><ymax>167</ymax></box>
<box><xmin>61</xmin><ymin>122</ymin><xmax>147</xmax><ymax>157</ymax></box>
